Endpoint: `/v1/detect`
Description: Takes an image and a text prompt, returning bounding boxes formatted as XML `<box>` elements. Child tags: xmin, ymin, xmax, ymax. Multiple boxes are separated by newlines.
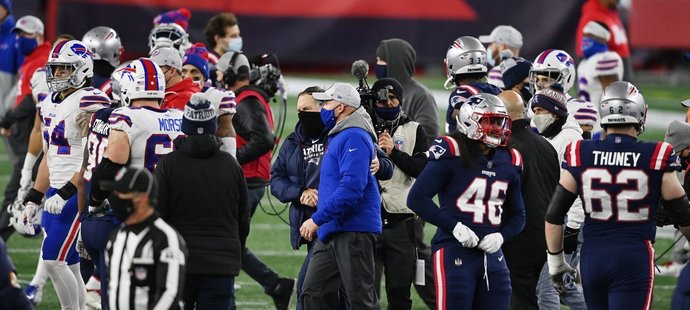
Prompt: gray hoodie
<box><xmin>330</xmin><ymin>108</ymin><xmax>377</xmax><ymax>140</ymax></box>
<box><xmin>377</xmin><ymin>39</ymin><xmax>438</xmax><ymax>144</ymax></box>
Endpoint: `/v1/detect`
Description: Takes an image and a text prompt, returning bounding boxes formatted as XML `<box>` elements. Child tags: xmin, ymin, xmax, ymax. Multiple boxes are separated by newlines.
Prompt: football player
<box><xmin>82</xmin><ymin>26</ymin><xmax>123</xmax><ymax>90</ymax></box>
<box><xmin>187</xmin><ymin>49</ymin><xmax>237</xmax><ymax>156</ymax></box>
<box><xmin>21</xmin><ymin>39</ymin><xmax>111</xmax><ymax>309</ymax></box>
<box><xmin>87</xmin><ymin>58</ymin><xmax>183</xmax><ymax>214</ymax></box>
<box><xmin>148</xmin><ymin>22</ymin><xmax>190</xmax><ymax>57</ymax></box>
<box><xmin>576</xmin><ymin>21</ymin><xmax>623</xmax><ymax>107</ymax></box>
<box><xmin>545</xmin><ymin>81</ymin><xmax>690</xmax><ymax>309</ymax></box>
<box><xmin>443</xmin><ymin>36</ymin><xmax>501</xmax><ymax>134</ymax></box>
<box><xmin>408</xmin><ymin>93</ymin><xmax>525</xmax><ymax>309</ymax></box>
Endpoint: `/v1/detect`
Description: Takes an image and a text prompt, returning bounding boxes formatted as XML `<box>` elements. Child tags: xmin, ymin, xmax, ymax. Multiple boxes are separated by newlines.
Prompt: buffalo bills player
<box><xmin>443</xmin><ymin>36</ymin><xmax>501</xmax><ymax>134</ymax></box>
<box><xmin>545</xmin><ymin>81</ymin><xmax>690</xmax><ymax>309</ymax></box>
<box><xmin>88</xmin><ymin>58</ymin><xmax>183</xmax><ymax>215</ymax></box>
<box><xmin>21</xmin><ymin>39</ymin><xmax>111</xmax><ymax>309</ymax></box>
<box><xmin>408</xmin><ymin>93</ymin><xmax>525</xmax><ymax>309</ymax></box>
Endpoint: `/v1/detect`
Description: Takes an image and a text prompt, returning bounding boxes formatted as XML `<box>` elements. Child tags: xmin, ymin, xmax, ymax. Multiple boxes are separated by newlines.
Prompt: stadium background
<box><xmin>4</xmin><ymin>0</ymin><xmax>690</xmax><ymax>308</ymax></box>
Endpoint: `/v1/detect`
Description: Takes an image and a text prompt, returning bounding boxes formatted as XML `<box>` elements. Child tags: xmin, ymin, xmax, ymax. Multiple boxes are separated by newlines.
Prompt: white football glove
<box><xmin>452</xmin><ymin>222</ymin><xmax>479</xmax><ymax>248</ymax></box>
<box><xmin>76</xmin><ymin>230</ymin><xmax>91</xmax><ymax>260</ymax></box>
<box><xmin>44</xmin><ymin>194</ymin><xmax>68</xmax><ymax>214</ymax></box>
<box><xmin>547</xmin><ymin>250</ymin><xmax>580</xmax><ymax>294</ymax></box>
<box><xmin>17</xmin><ymin>168</ymin><xmax>33</xmax><ymax>200</ymax></box>
<box><xmin>21</xmin><ymin>202</ymin><xmax>40</xmax><ymax>235</ymax></box>
<box><xmin>478</xmin><ymin>232</ymin><xmax>504</xmax><ymax>254</ymax></box>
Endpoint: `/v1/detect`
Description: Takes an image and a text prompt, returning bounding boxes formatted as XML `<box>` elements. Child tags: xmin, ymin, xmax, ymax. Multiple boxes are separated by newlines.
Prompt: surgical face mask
<box><xmin>110</xmin><ymin>195</ymin><xmax>135</xmax><ymax>222</ymax></box>
<box><xmin>320</xmin><ymin>106</ymin><xmax>337</xmax><ymax>130</ymax></box>
<box><xmin>533</xmin><ymin>113</ymin><xmax>556</xmax><ymax>133</ymax></box>
<box><xmin>375</xmin><ymin>64</ymin><xmax>388</xmax><ymax>79</ymax></box>
<box><xmin>227</xmin><ymin>37</ymin><xmax>243</xmax><ymax>53</ymax></box>
<box><xmin>581</xmin><ymin>37</ymin><xmax>608</xmax><ymax>59</ymax></box>
<box><xmin>486</xmin><ymin>46</ymin><xmax>496</xmax><ymax>67</ymax></box>
<box><xmin>16</xmin><ymin>37</ymin><xmax>38</xmax><ymax>56</ymax></box>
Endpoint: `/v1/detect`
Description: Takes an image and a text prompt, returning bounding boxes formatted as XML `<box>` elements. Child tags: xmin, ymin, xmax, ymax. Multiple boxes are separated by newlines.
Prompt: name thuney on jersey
<box><xmin>592</xmin><ymin>151</ymin><xmax>641</xmax><ymax>167</ymax></box>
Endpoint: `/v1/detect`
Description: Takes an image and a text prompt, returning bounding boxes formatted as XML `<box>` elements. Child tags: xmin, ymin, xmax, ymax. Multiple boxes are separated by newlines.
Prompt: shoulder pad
<box><xmin>650</xmin><ymin>141</ymin><xmax>677</xmax><ymax>171</ymax></box>
<box><xmin>426</xmin><ymin>136</ymin><xmax>460</xmax><ymax>160</ymax></box>
<box><xmin>564</xmin><ymin>140</ymin><xmax>583</xmax><ymax>168</ymax></box>
<box><xmin>509</xmin><ymin>148</ymin><xmax>523</xmax><ymax>170</ymax></box>
<box><xmin>78</xmin><ymin>88</ymin><xmax>111</xmax><ymax>112</ymax></box>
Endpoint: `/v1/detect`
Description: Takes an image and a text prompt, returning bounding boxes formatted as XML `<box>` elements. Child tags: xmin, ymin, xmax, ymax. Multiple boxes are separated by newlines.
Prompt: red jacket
<box><xmin>161</xmin><ymin>78</ymin><xmax>200</xmax><ymax>110</ymax></box>
<box><xmin>576</xmin><ymin>0</ymin><xmax>630</xmax><ymax>58</ymax></box>
<box><xmin>15</xmin><ymin>42</ymin><xmax>51</xmax><ymax>107</ymax></box>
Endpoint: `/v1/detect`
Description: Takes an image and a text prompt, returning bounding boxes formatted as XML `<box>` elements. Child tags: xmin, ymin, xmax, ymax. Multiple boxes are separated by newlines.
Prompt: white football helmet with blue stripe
<box><xmin>113</xmin><ymin>58</ymin><xmax>165</xmax><ymax>106</ymax></box>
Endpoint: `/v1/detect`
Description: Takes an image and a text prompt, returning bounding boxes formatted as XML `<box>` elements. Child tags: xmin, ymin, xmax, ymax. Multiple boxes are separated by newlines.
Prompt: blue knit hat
<box><xmin>501</xmin><ymin>57</ymin><xmax>532</xmax><ymax>89</ymax></box>
<box><xmin>182</xmin><ymin>43</ymin><xmax>210</xmax><ymax>81</ymax></box>
<box><xmin>530</xmin><ymin>83</ymin><xmax>568</xmax><ymax>118</ymax></box>
<box><xmin>182</xmin><ymin>98</ymin><xmax>217</xmax><ymax>135</ymax></box>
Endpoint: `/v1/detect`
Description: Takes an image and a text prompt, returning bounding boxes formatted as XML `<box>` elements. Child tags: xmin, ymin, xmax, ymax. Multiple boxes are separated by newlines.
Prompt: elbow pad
<box><xmin>89</xmin><ymin>157</ymin><xmax>125</xmax><ymax>205</ymax></box>
<box><xmin>662</xmin><ymin>196</ymin><xmax>690</xmax><ymax>227</ymax></box>
<box><xmin>220</xmin><ymin>137</ymin><xmax>236</xmax><ymax>157</ymax></box>
<box><xmin>545</xmin><ymin>185</ymin><xmax>578</xmax><ymax>225</ymax></box>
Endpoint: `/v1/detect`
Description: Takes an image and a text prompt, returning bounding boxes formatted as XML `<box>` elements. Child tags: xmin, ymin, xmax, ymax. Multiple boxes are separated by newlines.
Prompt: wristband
<box><xmin>56</xmin><ymin>181</ymin><xmax>77</xmax><ymax>200</ymax></box>
<box><xmin>24</xmin><ymin>188</ymin><xmax>44</xmax><ymax>205</ymax></box>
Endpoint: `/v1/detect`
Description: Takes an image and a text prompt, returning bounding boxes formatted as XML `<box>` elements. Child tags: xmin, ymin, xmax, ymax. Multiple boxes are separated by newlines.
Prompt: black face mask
<box><xmin>681</xmin><ymin>156</ymin><xmax>690</xmax><ymax>170</ymax></box>
<box><xmin>582</xmin><ymin>131</ymin><xmax>592</xmax><ymax>140</ymax></box>
<box><xmin>298</xmin><ymin>111</ymin><xmax>325</xmax><ymax>138</ymax></box>
<box><xmin>520</xmin><ymin>85</ymin><xmax>533</xmax><ymax>103</ymax></box>
<box><xmin>110</xmin><ymin>195</ymin><xmax>135</xmax><ymax>222</ymax></box>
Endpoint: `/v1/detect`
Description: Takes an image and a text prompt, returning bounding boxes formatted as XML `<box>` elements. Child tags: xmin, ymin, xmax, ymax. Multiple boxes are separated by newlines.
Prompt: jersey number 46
<box><xmin>456</xmin><ymin>178</ymin><xmax>508</xmax><ymax>226</ymax></box>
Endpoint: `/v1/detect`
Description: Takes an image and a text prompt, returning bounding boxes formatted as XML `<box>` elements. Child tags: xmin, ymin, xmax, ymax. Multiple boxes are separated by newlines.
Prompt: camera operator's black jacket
<box><xmin>233</xmin><ymin>85</ymin><xmax>275</xmax><ymax>186</ymax></box>
<box><xmin>379</xmin><ymin>113</ymin><xmax>429</xmax><ymax>226</ymax></box>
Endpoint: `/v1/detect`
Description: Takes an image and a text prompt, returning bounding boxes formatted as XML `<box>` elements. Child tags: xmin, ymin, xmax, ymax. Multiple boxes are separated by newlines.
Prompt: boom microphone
<box><xmin>351</xmin><ymin>60</ymin><xmax>369</xmax><ymax>81</ymax></box>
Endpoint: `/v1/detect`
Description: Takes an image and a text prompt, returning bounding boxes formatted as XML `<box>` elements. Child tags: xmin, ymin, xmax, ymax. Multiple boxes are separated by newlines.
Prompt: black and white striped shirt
<box><xmin>106</xmin><ymin>213</ymin><xmax>187</xmax><ymax>310</ymax></box>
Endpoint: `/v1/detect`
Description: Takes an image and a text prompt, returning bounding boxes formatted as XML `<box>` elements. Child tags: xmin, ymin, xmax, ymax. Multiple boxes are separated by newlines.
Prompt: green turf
<box><xmin>2</xmin><ymin>82</ymin><xmax>686</xmax><ymax>309</ymax></box>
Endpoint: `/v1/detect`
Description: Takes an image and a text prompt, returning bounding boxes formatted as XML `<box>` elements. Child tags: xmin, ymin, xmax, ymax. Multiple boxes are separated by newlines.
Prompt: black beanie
<box><xmin>372</xmin><ymin>78</ymin><xmax>403</xmax><ymax>103</ymax></box>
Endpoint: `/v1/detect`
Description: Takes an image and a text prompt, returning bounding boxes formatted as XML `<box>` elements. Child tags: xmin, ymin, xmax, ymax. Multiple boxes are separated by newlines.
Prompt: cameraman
<box><xmin>372</xmin><ymin>78</ymin><xmax>429</xmax><ymax>309</ymax></box>
<box><xmin>219</xmin><ymin>51</ymin><xmax>295</xmax><ymax>310</ymax></box>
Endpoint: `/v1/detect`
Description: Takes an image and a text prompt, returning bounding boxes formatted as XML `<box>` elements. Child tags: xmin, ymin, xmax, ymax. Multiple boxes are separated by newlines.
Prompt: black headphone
<box><xmin>222</xmin><ymin>52</ymin><xmax>248</xmax><ymax>88</ymax></box>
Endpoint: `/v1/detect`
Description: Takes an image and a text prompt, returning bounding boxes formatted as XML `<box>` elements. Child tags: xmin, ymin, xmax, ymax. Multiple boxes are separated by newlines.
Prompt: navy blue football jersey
<box><xmin>84</xmin><ymin>108</ymin><xmax>115</xmax><ymax>182</ymax></box>
<box><xmin>408</xmin><ymin>136</ymin><xmax>526</xmax><ymax>250</ymax></box>
<box><xmin>446</xmin><ymin>82</ymin><xmax>501</xmax><ymax>134</ymax></box>
<box><xmin>563</xmin><ymin>134</ymin><xmax>681</xmax><ymax>245</ymax></box>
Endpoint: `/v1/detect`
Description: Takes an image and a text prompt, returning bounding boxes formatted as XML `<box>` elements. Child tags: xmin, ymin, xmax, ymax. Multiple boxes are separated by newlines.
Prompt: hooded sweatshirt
<box><xmin>377</xmin><ymin>39</ymin><xmax>438</xmax><ymax>144</ymax></box>
<box><xmin>311</xmin><ymin>109</ymin><xmax>382</xmax><ymax>241</ymax></box>
<box><xmin>155</xmin><ymin>135</ymin><xmax>249</xmax><ymax>276</ymax></box>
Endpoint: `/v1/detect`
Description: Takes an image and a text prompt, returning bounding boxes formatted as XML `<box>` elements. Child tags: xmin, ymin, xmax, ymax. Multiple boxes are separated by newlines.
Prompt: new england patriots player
<box><xmin>21</xmin><ymin>39</ymin><xmax>111</xmax><ymax>309</ymax></box>
<box><xmin>408</xmin><ymin>93</ymin><xmax>525</xmax><ymax>309</ymax></box>
<box><xmin>88</xmin><ymin>58</ymin><xmax>184</xmax><ymax>214</ymax></box>
<box><xmin>443</xmin><ymin>36</ymin><xmax>501</xmax><ymax>134</ymax></box>
<box><xmin>545</xmin><ymin>81</ymin><xmax>690</xmax><ymax>309</ymax></box>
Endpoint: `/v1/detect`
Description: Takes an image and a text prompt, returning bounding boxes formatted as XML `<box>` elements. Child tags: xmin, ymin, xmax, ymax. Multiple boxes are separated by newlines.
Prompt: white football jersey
<box><xmin>30</xmin><ymin>68</ymin><xmax>49</xmax><ymax>104</ymax></box>
<box><xmin>194</xmin><ymin>87</ymin><xmax>237</xmax><ymax>116</ymax></box>
<box><xmin>486</xmin><ymin>66</ymin><xmax>505</xmax><ymax>89</ymax></box>
<box><xmin>108</xmin><ymin>106</ymin><xmax>184</xmax><ymax>171</ymax></box>
<box><xmin>40</xmin><ymin>87</ymin><xmax>110</xmax><ymax>188</ymax></box>
<box><xmin>576</xmin><ymin>51</ymin><xmax>623</xmax><ymax>105</ymax></box>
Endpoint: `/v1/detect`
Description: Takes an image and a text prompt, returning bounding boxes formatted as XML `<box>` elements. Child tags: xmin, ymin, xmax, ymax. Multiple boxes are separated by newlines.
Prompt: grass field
<box><xmin>4</xmin><ymin>74</ymin><xmax>687</xmax><ymax>309</ymax></box>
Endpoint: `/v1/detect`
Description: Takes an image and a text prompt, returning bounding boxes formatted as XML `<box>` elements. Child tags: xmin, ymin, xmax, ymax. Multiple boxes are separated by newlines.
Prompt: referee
<box><xmin>103</xmin><ymin>167</ymin><xmax>188</xmax><ymax>310</ymax></box>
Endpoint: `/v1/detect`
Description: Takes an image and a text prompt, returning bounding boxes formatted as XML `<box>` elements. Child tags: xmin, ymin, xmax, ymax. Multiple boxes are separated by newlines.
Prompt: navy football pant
<box><xmin>433</xmin><ymin>244</ymin><xmax>511</xmax><ymax>310</ymax></box>
<box><xmin>580</xmin><ymin>240</ymin><xmax>654</xmax><ymax>310</ymax></box>
<box><xmin>672</xmin><ymin>262</ymin><xmax>690</xmax><ymax>310</ymax></box>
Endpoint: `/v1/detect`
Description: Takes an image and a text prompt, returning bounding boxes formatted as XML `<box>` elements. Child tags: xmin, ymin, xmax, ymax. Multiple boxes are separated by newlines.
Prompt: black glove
<box><xmin>656</xmin><ymin>203</ymin><xmax>673</xmax><ymax>227</ymax></box>
<box><xmin>563</xmin><ymin>227</ymin><xmax>580</xmax><ymax>254</ymax></box>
